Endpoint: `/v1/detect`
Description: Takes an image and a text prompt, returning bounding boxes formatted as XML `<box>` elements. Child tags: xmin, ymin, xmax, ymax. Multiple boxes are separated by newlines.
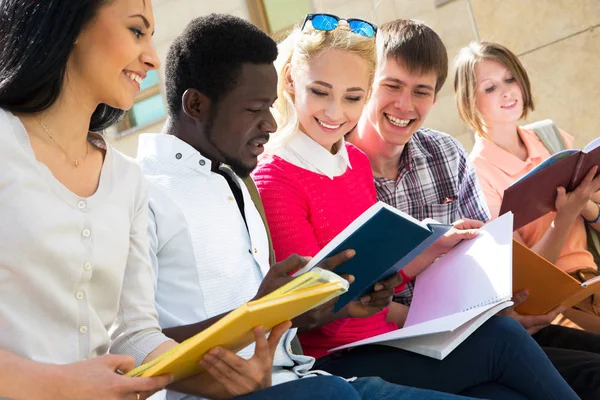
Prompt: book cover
<box><xmin>293</xmin><ymin>202</ymin><xmax>451</xmax><ymax>312</ymax></box>
<box><xmin>500</xmin><ymin>143</ymin><xmax>600</xmax><ymax>231</ymax></box>
<box><xmin>513</xmin><ymin>239</ymin><xmax>600</xmax><ymax>314</ymax></box>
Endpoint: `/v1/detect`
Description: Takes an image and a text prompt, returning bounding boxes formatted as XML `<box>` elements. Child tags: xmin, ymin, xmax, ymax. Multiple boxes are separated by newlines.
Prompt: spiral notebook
<box><xmin>330</xmin><ymin>213</ymin><xmax>514</xmax><ymax>360</ymax></box>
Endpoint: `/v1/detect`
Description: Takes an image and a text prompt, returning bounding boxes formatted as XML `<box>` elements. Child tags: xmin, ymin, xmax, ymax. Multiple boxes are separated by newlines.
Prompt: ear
<box><xmin>433</xmin><ymin>93</ymin><xmax>438</xmax><ymax>105</ymax></box>
<box><xmin>283</xmin><ymin>63</ymin><xmax>295</xmax><ymax>95</ymax></box>
<box><xmin>182</xmin><ymin>89</ymin><xmax>211</xmax><ymax>122</ymax></box>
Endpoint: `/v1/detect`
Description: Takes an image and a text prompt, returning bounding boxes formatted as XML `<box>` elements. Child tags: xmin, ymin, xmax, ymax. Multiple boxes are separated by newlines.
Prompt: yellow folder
<box><xmin>127</xmin><ymin>269</ymin><xmax>348</xmax><ymax>381</ymax></box>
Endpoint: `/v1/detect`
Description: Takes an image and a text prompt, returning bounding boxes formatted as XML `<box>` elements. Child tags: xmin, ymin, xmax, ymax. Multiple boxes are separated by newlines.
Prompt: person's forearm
<box><xmin>162</xmin><ymin>312</ymin><xmax>229</xmax><ymax>343</ymax></box>
<box><xmin>581</xmin><ymin>200</ymin><xmax>600</xmax><ymax>231</ymax></box>
<box><xmin>531</xmin><ymin>212</ymin><xmax>577</xmax><ymax>263</ymax></box>
<box><xmin>0</xmin><ymin>349</ymin><xmax>61</xmax><ymax>399</ymax></box>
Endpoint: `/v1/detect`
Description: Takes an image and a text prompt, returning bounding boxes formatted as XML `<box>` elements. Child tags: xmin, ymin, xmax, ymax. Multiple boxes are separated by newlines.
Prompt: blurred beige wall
<box><xmin>109</xmin><ymin>0</ymin><xmax>600</xmax><ymax>156</ymax></box>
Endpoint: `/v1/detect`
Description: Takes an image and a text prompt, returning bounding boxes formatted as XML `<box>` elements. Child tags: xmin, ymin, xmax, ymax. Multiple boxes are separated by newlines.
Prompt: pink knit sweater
<box><xmin>253</xmin><ymin>143</ymin><xmax>398</xmax><ymax>359</ymax></box>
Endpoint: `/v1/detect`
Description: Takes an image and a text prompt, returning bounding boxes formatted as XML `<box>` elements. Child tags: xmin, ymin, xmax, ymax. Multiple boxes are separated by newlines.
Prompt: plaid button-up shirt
<box><xmin>374</xmin><ymin>128</ymin><xmax>491</xmax><ymax>305</ymax></box>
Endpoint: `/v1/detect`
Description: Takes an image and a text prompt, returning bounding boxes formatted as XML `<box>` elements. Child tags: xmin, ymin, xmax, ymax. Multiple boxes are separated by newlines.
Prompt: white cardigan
<box><xmin>0</xmin><ymin>109</ymin><xmax>168</xmax><ymax>368</ymax></box>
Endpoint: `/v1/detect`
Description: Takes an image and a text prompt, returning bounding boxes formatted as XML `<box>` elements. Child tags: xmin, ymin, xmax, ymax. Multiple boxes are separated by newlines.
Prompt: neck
<box><xmin>483</xmin><ymin>121</ymin><xmax>525</xmax><ymax>157</ymax></box>
<box><xmin>347</xmin><ymin>114</ymin><xmax>403</xmax><ymax>180</ymax></box>
<box><xmin>18</xmin><ymin>79</ymin><xmax>99</xmax><ymax>153</ymax></box>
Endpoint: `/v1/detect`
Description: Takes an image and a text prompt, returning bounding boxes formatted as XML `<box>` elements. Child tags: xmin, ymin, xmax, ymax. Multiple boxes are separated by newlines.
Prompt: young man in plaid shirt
<box><xmin>348</xmin><ymin>19</ymin><xmax>490</xmax><ymax>306</ymax></box>
<box><xmin>348</xmin><ymin>19</ymin><xmax>600</xmax><ymax>400</ymax></box>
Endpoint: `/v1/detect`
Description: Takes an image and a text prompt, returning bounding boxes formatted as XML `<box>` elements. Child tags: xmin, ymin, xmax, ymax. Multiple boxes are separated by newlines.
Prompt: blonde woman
<box><xmin>253</xmin><ymin>15</ymin><xmax>579</xmax><ymax>400</ymax></box>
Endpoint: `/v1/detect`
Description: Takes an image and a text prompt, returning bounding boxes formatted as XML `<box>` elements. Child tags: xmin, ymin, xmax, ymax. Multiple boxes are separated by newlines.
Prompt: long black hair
<box><xmin>0</xmin><ymin>0</ymin><xmax>124</xmax><ymax>132</ymax></box>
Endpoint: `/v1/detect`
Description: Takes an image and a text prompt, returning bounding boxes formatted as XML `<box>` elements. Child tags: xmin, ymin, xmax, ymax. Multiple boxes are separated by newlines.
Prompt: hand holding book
<box><xmin>196</xmin><ymin>322</ymin><xmax>291</xmax><ymax>398</ymax></box>
<box><xmin>498</xmin><ymin>289</ymin><xmax>566</xmax><ymax>335</ymax></box>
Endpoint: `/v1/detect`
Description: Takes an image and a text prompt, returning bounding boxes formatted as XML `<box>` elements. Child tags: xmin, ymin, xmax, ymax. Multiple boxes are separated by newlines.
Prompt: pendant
<box><xmin>74</xmin><ymin>159</ymin><xmax>79</xmax><ymax>168</ymax></box>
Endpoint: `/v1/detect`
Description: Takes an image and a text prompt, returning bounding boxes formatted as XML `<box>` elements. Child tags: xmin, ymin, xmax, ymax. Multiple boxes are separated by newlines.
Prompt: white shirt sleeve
<box><xmin>110</xmin><ymin>177</ymin><xmax>170</xmax><ymax>366</ymax></box>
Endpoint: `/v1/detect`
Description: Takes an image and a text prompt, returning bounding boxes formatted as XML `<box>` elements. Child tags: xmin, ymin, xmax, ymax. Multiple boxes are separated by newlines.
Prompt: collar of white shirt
<box><xmin>273</xmin><ymin>131</ymin><xmax>352</xmax><ymax>179</ymax></box>
<box><xmin>137</xmin><ymin>133</ymin><xmax>213</xmax><ymax>174</ymax></box>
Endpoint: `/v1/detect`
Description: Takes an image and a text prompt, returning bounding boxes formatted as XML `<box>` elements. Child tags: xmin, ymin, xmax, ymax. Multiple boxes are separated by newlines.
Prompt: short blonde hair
<box><xmin>266</xmin><ymin>23</ymin><xmax>377</xmax><ymax>152</ymax></box>
<box><xmin>453</xmin><ymin>41</ymin><xmax>534</xmax><ymax>137</ymax></box>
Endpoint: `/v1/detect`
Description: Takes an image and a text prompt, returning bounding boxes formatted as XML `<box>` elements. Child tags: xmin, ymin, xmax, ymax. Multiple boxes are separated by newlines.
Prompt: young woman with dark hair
<box><xmin>0</xmin><ymin>2</ymin><xmax>288</xmax><ymax>399</ymax></box>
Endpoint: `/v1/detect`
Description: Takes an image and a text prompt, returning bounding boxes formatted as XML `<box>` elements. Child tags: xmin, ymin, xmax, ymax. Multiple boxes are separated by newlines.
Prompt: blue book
<box><xmin>292</xmin><ymin>202</ymin><xmax>452</xmax><ymax>312</ymax></box>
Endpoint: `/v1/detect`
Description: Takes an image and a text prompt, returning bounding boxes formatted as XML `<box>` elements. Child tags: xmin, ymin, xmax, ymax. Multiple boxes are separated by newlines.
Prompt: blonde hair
<box><xmin>266</xmin><ymin>23</ymin><xmax>377</xmax><ymax>152</ymax></box>
<box><xmin>453</xmin><ymin>41</ymin><xmax>534</xmax><ymax>138</ymax></box>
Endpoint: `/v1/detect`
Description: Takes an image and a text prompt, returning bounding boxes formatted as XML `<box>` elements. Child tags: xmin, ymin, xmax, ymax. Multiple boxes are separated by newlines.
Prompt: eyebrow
<box><xmin>130</xmin><ymin>14</ymin><xmax>153</xmax><ymax>33</ymax></box>
<box><xmin>382</xmin><ymin>77</ymin><xmax>434</xmax><ymax>91</ymax></box>
<box><xmin>313</xmin><ymin>81</ymin><xmax>365</xmax><ymax>92</ymax></box>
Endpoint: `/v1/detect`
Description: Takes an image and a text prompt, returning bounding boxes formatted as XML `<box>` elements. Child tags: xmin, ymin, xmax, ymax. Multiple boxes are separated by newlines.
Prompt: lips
<box><xmin>247</xmin><ymin>135</ymin><xmax>269</xmax><ymax>157</ymax></box>
<box><xmin>315</xmin><ymin>117</ymin><xmax>345</xmax><ymax>132</ymax></box>
<box><xmin>501</xmin><ymin>100</ymin><xmax>517</xmax><ymax>109</ymax></box>
<box><xmin>384</xmin><ymin>112</ymin><xmax>413</xmax><ymax>128</ymax></box>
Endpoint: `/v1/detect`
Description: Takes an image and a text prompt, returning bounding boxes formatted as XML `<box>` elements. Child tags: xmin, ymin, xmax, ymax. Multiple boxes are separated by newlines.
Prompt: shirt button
<box><xmin>199</xmin><ymin>159</ymin><xmax>206</xmax><ymax>166</ymax></box>
<box><xmin>228</xmin><ymin>196</ymin><xmax>234</xmax><ymax>201</ymax></box>
<box><xmin>75</xmin><ymin>291</ymin><xmax>84</xmax><ymax>300</ymax></box>
<box><xmin>81</xmin><ymin>229</ymin><xmax>91</xmax><ymax>238</ymax></box>
<box><xmin>83</xmin><ymin>262</ymin><xmax>92</xmax><ymax>271</ymax></box>
<box><xmin>77</xmin><ymin>200</ymin><xmax>86</xmax><ymax>209</ymax></box>
<box><xmin>79</xmin><ymin>326</ymin><xmax>88</xmax><ymax>334</ymax></box>
<box><xmin>254</xmin><ymin>248</ymin><xmax>258</xmax><ymax>254</ymax></box>
<box><xmin>175</xmin><ymin>153</ymin><xmax>182</xmax><ymax>160</ymax></box>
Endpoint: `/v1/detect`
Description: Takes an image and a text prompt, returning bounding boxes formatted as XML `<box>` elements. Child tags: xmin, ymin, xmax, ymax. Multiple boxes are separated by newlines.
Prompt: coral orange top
<box><xmin>469</xmin><ymin>127</ymin><xmax>596</xmax><ymax>273</ymax></box>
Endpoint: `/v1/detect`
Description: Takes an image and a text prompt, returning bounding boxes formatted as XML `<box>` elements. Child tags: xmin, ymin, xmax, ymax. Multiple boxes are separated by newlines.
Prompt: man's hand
<box><xmin>51</xmin><ymin>354</ymin><xmax>173</xmax><ymax>400</ymax></box>
<box><xmin>345</xmin><ymin>273</ymin><xmax>401</xmax><ymax>318</ymax></box>
<box><xmin>430</xmin><ymin>218</ymin><xmax>482</xmax><ymax>255</ymax></box>
<box><xmin>198</xmin><ymin>321</ymin><xmax>291</xmax><ymax>398</ymax></box>
<box><xmin>254</xmin><ymin>250</ymin><xmax>355</xmax><ymax>300</ymax></box>
<box><xmin>499</xmin><ymin>290</ymin><xmax>566</xmax><ymax>335</ymax></box>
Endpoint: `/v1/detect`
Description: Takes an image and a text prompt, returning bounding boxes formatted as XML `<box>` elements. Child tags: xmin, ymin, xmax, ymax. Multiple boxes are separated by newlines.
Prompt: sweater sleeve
<box><xmin>253</xmin><ymin>159</ymin><xmax>322</xmax><ymax>261</ymax></box>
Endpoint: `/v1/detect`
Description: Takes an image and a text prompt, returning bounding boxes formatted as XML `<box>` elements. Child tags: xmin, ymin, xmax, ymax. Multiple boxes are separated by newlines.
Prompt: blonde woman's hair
<box><xmin>453</xmin><ymin>41</ymin><xmax>535</xmax><ymax>138</ymax></box>
<box><xmin>266</xmin><ymin>23</ymin><xmax>377</xmax><ymax>152</ymax></box>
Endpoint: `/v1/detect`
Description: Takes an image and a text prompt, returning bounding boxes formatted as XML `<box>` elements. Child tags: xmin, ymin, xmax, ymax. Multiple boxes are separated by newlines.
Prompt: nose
<box><xmin>393</xmin><ymin>91</ymin><xmax>414</xmax><ymax>113</ymax></box>
<box><xmin>141</xmin><ymin>40</ymin><xmax>161</xmax><ymax>70</ymax></box>
<box><xmin>261</xmin><ymin>110</ymin><xmax>278</xmax><ymax>133</ymax></box>
<box><xmin>324</xmin><ymin>99</ymin><xmax>343</xmax><ymax>121</ymax></box>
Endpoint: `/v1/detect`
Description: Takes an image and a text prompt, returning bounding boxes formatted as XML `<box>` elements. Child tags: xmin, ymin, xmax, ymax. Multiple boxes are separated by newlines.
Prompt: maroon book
<box><xmin>500</xmin><ymin>144</ymin><xmax>600</xmax><ymax>230</ymax></box>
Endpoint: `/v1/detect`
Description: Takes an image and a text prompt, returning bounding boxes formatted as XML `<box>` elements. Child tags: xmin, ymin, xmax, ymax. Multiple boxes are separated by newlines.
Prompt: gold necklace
<box><xmin>36</xmin><ymin>115</ymin><xmax>88</xmax><ymax>168</ymax></box>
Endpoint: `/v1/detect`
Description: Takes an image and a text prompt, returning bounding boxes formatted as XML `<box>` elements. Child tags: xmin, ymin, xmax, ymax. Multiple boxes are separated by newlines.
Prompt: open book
<box><xmin>500</xmin><ymin>137</ymin><xmax>600</xmax><ymax>230</ymax></box>
<box><xmin>127</xmin><ymin>268</ymin><xmax>348</xmax><ymax>381</ymax></box>
<box><xmin>513</xmin><ymin>239</ymin><xmax>600</xmax><ymax>314</ymax></box>
<box><xmin>330</xmin><ymin>212</ymin><xmax>514</xmax><ymax>360</ymax></box>
<box><xmin>292</xmin><ymin>201</ymin><xmax>452</xmax><ymax>312</ymax></box>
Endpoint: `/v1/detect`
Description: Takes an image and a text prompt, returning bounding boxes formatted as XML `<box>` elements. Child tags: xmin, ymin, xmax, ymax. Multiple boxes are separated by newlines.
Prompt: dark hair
<box><xmin>378</xmin><ymin>19</ymin><xmax>448</xmax><ymax>94</ymax></box>
<box><xmin>0</xmin><ymin>0</ymin><xmax>124</xmax><ymax>132</ymax></box>
<box><xmin>165</xmin><ymin>13</ymin><xmax>278</xmax><ymax>116</ymax></box>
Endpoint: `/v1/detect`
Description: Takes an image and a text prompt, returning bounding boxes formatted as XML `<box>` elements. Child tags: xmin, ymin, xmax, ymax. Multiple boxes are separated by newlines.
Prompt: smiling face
<box><xmin>365</xmin><ymin>56</ymin><xmax>438</xmax><ymax>147</ymax></box>
<box><xmin>474</xmin><ymin>59</ymin><xmax>524</xmax><ymax>128</ymax></box>
<box><xmin>205</xmin><ymin>62</ymin><xmax>278</xmax><ymax>177</ymax></box>
<box><xmin>67</xmin><ymin>0</ymin><xmax>160</xmax><ymax>111</ymax></box>
<box><xmin>286</xmin><ymin>48</ymin><xmax>371</xmax><ymax>151</ymax></box>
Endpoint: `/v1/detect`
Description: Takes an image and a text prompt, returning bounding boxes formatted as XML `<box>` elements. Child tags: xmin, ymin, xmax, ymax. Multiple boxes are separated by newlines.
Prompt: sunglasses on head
<box><xmin>301</xmin><ymin>13</ymin><xmax>377</xmax><ymax>38</ymax></box>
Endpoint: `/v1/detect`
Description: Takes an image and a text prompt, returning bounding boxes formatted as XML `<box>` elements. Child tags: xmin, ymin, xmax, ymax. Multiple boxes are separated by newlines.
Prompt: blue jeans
<box><xmin>235</xmin><ymin>376</ymin><xmax>481</xmax><ymax>399</ymax></box>
<box><xmin>313</xmin><ymin>316</ymin><xmax>579</xmax><ymax>400</ymax></box>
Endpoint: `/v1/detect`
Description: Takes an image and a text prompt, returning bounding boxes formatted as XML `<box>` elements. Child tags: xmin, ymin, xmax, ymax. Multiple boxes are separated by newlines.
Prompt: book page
<box><xmin>404</xmin><ymin>212</ymin><xmax>514</xmax><ymax>327</ymax></box>
<box><xmin>584</xmin><ymin>137</ymin><xmax>600</xmax><ymax>153</ymax></box>
<box><xmin>515</xmin><ymin>149</ymin><xmax>578</xmax><ymax>184</ymax></box>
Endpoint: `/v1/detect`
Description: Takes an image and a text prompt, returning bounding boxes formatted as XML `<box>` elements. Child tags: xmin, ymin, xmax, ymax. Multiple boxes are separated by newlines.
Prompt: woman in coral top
<box><xmin>253</xmin><ymin>15</ymin><xmax>579</xmax><ymax>400</ymax></box>
<box><xmin>455</xmin><ymin>42</ymin><xmax>600</xmax><ymax>334</ymax></box>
